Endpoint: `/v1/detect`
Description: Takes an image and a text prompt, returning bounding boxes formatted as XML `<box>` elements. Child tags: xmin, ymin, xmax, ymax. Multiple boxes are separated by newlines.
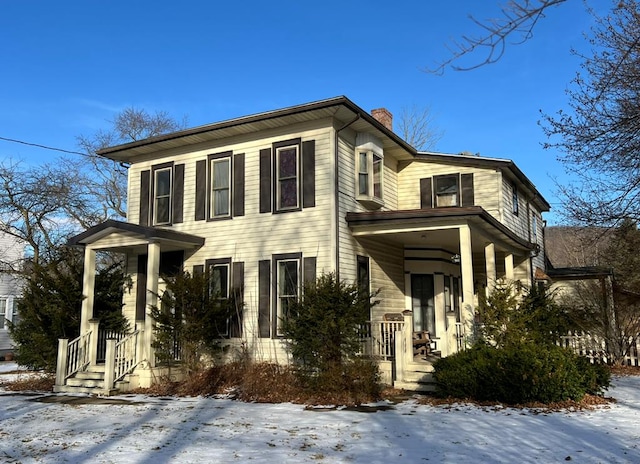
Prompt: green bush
<box><xmin>433</xmin><ymin>342</ymin><xmax>610</xmax><ymax>404</ymax></box>
<box><xmin>281</xmin><ymin>272</ymin><xmax>381</xmax><ymax>400</ymax></box>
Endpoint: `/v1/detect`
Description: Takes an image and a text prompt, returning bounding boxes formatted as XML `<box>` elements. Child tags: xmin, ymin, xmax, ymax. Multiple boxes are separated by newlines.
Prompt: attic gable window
<box><xmin>153</xmin><ymin>165</ymin><xmax>172</xmax><ymax>225</ymax></box>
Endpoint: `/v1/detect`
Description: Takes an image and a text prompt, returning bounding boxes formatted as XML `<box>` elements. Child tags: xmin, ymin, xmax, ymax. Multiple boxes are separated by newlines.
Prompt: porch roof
<box><xmin>67</xmin><ymin>220</ymin><xmax>205</xmax><ymax>253</ymax></box>
<box><xmin>346</xmin><ymin>207</ymin><xmax>535</xmax><ymax>253</ymax></box>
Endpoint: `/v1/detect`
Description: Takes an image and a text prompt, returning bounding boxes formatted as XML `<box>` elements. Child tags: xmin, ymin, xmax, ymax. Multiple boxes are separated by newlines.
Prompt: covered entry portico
<box><xmin>348</xmin><ymin>207</ymin><xmax>536</xmax><ymax>360</ymax></box>
<box><xmin>54</xmin><ymin>220</ymin><xmax>204</xmax><ymax>394</ymax></box>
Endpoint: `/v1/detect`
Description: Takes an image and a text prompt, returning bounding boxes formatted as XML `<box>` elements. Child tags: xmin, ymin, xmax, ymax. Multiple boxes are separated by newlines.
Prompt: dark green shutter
<box><xmin>173</xmin><ymin>164</ymin><xmax>184</xmax><ymax>224</ymax></box>
<box><xmin>420</xmin><ymin>177</ymin><xmax>432</xmax><ymax>209</ymax></box>
<box><xmin>259</xmin><ymin>148</ymin><xmax>272</xmax><ymax>213</ymax></box>
<box><xmin>136</xmin><ymin>255</ymin><xmax>147</xmax><ymax>321</ymax></box>
<box><xmin>233</xmin><ymin>153</ymin><xmax>245</xmax><ymax>217</ymax></box>
<box><xmin>139</xmin><ymin>170</ymin><xmax>150</xmax><ymax>226</ymax></box>
<box><xmin>195</xmin><ymin>160</ymin><xmax>206</xmax><ymax>221</ymax></box>
<box><xmin>258</xmin><ymin>260</ymin><xmax>271</xmax><ymax>337</ymax></box>
<box><xmin>302</xmin><ymin>140</ymin><xmax>315</xmax><ymax>208</ymax></box>
<box><xmin>304</xmin><ymin>257</ymin><xmax>316</xmax><ymax>284</ymax></box>
<box><xmin>461</xmin><ymin>173</ymin><xmax>475</xmax><ymax>206</ymax></box>
<box><xmin>230</xmin><ymin>261</ymin><xmax>244</xmax><ymax>337</ymax></box>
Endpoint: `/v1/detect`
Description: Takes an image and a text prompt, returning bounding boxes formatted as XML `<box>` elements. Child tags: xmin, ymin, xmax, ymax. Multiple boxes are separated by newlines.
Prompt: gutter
<box><xmin>334</xmin><ymin>113</ymin><xmax>360</xmax><ymax>280</ymax></box>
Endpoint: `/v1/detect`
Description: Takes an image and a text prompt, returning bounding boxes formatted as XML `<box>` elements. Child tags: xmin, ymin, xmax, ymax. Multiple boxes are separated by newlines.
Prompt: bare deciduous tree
<box><xmin>76</xmin><ymin>107</ymin><xmax>187</xmax><ymax>221</ymax></box>
<box><xmin>430</xmin><ymin>0</ymin><xmax>568</xmax><ymax>74</ymax></box>
<box><xmin>398</xmin><ymin>105</ymin><xmax>444</xmax><ymax>151</ymax></box>
<box><xmin>542</xmin><ymin>1</ymin><xmax>640</xmax><ymax>226</ymax></box>
<box><xmin>0</xmin><ymin>160</ymin><xmax>87</xmax><ymax>264</ymax></box>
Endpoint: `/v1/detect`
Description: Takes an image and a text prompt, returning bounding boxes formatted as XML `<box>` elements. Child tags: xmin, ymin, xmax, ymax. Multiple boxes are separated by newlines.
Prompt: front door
<box><xmin>411</xmin><ymin>274</ymin><xmax>435</xmax><ymax>336</ymax></box>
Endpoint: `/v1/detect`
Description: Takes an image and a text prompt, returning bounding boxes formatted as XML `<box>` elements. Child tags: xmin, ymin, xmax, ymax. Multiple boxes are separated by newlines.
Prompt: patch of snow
<box><xmin>0</xmin><ymin>372</ymin><xmax>638</xmax><ymax>463</ymax></box>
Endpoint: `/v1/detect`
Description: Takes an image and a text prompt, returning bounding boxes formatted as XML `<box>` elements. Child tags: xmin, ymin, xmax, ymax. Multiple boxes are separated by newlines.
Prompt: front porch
<box><xmin>54</xmin><ymin>220</ymin><xmax>204</xmax><ymax>395</ymax></box>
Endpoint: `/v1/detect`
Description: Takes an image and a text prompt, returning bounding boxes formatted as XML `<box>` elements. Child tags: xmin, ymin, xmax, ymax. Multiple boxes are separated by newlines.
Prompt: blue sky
<box><xmin>0</xmin><ymin>1</ymin><xmax>600</xmax><ymax>224</ymax></box>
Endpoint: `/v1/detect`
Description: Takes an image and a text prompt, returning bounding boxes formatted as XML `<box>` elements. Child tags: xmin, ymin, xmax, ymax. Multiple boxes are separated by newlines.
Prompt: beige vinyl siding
<box><xmin>500</xmin><ymin>176</ymin><xmax>529</xmax><ymax>239</ymax></box>
<box><xmin>397</xmin><ymin>160</ymin><xmax>501</xmax><ymax>216</ymax></box>
<box><xmin>123</xmin><ymin>120</ymin><xmax>337</xmax><ymax>360</ymax></box>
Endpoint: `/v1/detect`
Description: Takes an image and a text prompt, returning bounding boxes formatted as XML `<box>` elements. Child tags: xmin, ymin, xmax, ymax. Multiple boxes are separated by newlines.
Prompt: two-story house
<box><xmin>54</xmin><ymin>96</ymin><xmax>549</xmax><ymax>394</ymax></box>
<box><xmin>0</xmin><ymin>232</ymin><xmax>24</xmax><ymax>359</ymax></box>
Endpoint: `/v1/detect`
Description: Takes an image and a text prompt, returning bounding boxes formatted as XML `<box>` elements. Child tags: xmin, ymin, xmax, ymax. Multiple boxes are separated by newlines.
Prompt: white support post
<box><xmin>145</xmin><ymin>241</ymin><xmax>161</xmax><ymax>368</ymax></box>
<box><xmin>505</xmin><ymin>253</ymin><xmax>514</xmax><ymax>281</ymax></box>
<box><xmin>459</xmin><ymin>225</ymin><xmax>475</xmax><ymax>337</ymax></box>
<box><xmin>55</xmin><ymin>338</ymin><xmax>69</xmax><ymax>387</ymax></box>
<box><xmin>485</xmin><ymin>242</ymin><xmax>496</xmax><ymax>292</ymax></box>
<box><xmin>88</xmin><ymin>319</ymin><xmax>100</xmax><ymax>367</ymax></box>
<box><xmin>104</xmin><ymin>339</ymin><xmax>116</xmax><ymax>393</ymax></box>
<box><xmin>433</xmin><ymin>274</ymin><xmax>447</xmax><ymax>356</ymax></box>
<box><xmin>80</xmin><ymin>248</ymin><xmax>96</xmax><ymax>335</ymax></box>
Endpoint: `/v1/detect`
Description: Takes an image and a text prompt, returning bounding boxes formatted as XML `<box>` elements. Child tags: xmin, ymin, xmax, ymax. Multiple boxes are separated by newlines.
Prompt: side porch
<box><xmin>348</xmin><ymin>207</ymin><xmax>537</xmax><ymax>391</ymax></box>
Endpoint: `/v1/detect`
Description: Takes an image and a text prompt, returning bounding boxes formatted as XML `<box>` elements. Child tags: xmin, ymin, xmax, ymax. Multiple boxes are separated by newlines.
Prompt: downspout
<box><xmin>334</xmin><ymin>114</ymin><xmax>360</xmax><ymax>280</ymax></box>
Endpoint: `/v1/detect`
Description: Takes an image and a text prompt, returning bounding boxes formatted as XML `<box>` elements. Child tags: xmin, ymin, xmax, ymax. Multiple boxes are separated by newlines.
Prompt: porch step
<box><xmin>75</xmin><ymin>371</ymin><xmax>105</xmax><ymax>381</ymax></box>
<box><xmin>67</xmin><ymin>377</ymin><xmax>104</xmax><ymax>388</ymax></box>
<box><xmin>53</xmin><ymin>384</ymin><xmax>118</xmax><ymax>395</ymax></box>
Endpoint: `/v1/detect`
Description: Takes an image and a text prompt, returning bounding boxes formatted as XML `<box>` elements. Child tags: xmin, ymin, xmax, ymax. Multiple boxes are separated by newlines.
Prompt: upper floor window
<box><xmin>532</xmin><ymin>213</ymin><xmax>538</xmax><ymax>241</ymax></box>
<box><xmin>356</xmin><ymin>150</ymin><xmax>383</xmax><ymax>207</ymax></box>
<box><xmin>276</xmin><ymin>145</ymin><xmax>299</xmax><ymax>211</ymax></box>
<box><xmin>512</xmin><ymin>182</ymin><xmax>519</xmax><ymax>215</ymax></box>
<box><xmin>210</xmin><ymin>156</ymin><xmax>231</xmax><ymax>218</ymax></box>
<box><xmin>153</xmin><ymin>166</ymin><xmax>172</xmax><ymax>225</ymax></box>
<box><xmin>434</xmin><ymin>175</ymin><xmax>459</xmax><ymax>207</ymax></box>
<box><xmin>276</xmin><ymin>257</ymin><xmax>300</xmax><ymax>336</ymax></box>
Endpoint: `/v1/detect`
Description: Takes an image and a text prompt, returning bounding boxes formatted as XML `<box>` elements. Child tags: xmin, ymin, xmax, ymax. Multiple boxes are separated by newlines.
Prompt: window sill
<box><xmin>357</xmin><ymin>196</ymin><xmax>384</xmax><ymax>210</ymax></box>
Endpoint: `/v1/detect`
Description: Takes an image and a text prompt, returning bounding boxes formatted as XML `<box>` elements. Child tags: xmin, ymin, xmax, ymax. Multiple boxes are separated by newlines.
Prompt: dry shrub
<box><xmin>134</xmin><ymin>360</ymin><xmax>381</xmax><ymax>405</ymax></box>
<box><xmin>2</xmin><ymin>373</ymin><xmax>55</xmax><ymax>392</ymax></box>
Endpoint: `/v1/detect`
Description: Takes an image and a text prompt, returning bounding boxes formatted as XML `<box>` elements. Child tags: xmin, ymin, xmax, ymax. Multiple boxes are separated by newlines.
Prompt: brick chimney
<box><xmin>371</xmin><ymin>108</ymin><xmax>393</xmax><ymax>131</ymax></box>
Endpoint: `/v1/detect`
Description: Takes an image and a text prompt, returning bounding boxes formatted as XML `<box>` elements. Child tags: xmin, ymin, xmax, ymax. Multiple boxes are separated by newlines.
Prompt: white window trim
<box><xmin>210</xmin><ymin>157</ymin><xmax>231</xmax><ymax>218</ymax></box>
<box><xmin>153</xmin><ymin>166</ymin><xmax>172</xmax><ymax>225</ymax></box>
<box><xmin>276</xmin><ymin>258</ymin><xmax>300</xmax><ymax>336</ymax></box>
<box><xmin>0</xmin><ymin>297</ymin><xmax>10</xmax><ymax>330</ymax></box>
<box><xmin>275</xmin><ymin>145</ymin><xmax>300</xmax><ymax>211</ymax></box>
<box><xmin>355</xmin><ymin>150</ymin><xmax>384</xmax><ymax>208</ymax></box>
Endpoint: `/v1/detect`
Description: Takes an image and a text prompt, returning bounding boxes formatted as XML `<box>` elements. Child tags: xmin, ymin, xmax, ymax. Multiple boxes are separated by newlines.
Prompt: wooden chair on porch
<box><xmin>412</xmin><ymin>330</ymin><xmax>431</xmax><ymax>358</ymax></box>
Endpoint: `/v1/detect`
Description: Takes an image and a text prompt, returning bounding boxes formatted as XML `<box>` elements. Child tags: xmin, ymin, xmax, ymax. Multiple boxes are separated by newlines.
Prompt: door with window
<box><xmin>411</xmin><ymin>274</ymin><xmax>435</xmax><ymax>336</ymax></box>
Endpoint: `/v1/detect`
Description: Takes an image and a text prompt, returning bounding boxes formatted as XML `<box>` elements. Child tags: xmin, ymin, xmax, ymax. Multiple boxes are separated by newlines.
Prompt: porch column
<box><xmin>80</xmin><ymin>248</ymin><xmax>97</xmax><ymax>335</ymax></box>
<box><xmin>145</xmin><ymin>241</ymin><xmax>161</xmax><ymax>368</ymax></box>
<box><xmin>484</xmin><ymin>242</ymin><xmax>496</xmax><ymax>292</ymax></box>
<box><xmin>504</xmin><ymin>253</ymin><xmax>514</xmax><ymax>281</ymax></box>
<box><xmin>433</xmin><ymin>274</ymin><xmax>448</xmax><ymax>356</ymax></box>
<box><xmin>459</xmin><ymin>225</ymin><xmax>475</xmax><ymax>332</ymax></box>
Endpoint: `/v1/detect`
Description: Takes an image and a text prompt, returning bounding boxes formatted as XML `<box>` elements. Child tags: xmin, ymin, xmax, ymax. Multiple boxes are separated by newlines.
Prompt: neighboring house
<box><xmin>0</xmin><ymin>232</ymin><xmax>24</xmax><ymax>357</ymax></box>
<box><xmin>54</xmin><ymin>96</ymin><xmax>550</xmax><ymax>394</ymax></box>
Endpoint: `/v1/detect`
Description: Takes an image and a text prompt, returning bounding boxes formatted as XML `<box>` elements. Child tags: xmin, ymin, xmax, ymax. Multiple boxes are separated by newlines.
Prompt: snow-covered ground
<box><xmin>1</xmin><ymin>362</ymin><xmax>639</xmax><ymax>463</ymax></box>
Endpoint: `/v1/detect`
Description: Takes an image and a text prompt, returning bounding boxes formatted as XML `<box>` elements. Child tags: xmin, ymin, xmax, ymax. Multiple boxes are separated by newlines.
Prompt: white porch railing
<box><xmin>104</xmin><ymin>330</ymin><xmax>140</xmax><ymax>391</ymax></box>
<box><xmin>64</xmin><ymin>330</ymin><xmax>92</xmax><ymax>379</ymax></box>
<box><xmin>559</xmin><ymin>331</ymin><xmax>640</xmax><ymax>366</ymax></box>
<box><xmin>362</xmin><ymin>320</ymin><xmax>405</xmax><ymax>360</ymax></box>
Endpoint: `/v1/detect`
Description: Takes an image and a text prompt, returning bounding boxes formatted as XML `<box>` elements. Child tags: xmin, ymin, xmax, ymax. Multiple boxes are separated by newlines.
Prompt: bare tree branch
<box><xmin>429</xmin><ymin>0</ymin><xmax>568</xmax><ymax>74</ymax></box>
<box><xmin>398</xmin><ymin>105</ymin><xmax>444</xmax><ymax>151</ymax></box>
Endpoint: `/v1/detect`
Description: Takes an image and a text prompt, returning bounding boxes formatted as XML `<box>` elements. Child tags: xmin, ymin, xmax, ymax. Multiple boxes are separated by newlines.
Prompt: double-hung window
<box><xmin>210</xmin><ymin>157</ymin><xmax>231</xmax><ymax>218</ymax></box>
<box><xmin>208</xmin><ymin>259</ymin><xmax>231</xmax><ymax>336</ymax></box>
<box><xmin>0</xmin><ymin>298</ymin><xmax>6</xmax><ymax>329</ymax></box>
<box><xmin>512</xmin><ymin>182</ymin><xmax>519</xmax><ymax>215</ymax></box>
<box><xmin>276</xmin><ymin>145</ymin><xmax>299</xmax><ymax>211</ymax></box>
<box><xmin>356</xmin><ymin>150</ymin><xmax>383</xmax><ymax>207</ymax></box>
<box><xmin>153</xmin><ymin>166</ymin><xmax>172</xmax><ymax>225</ymax></box>
<box><xmin>434</xmin><ymin>175</ymin><xmax>459</xmax><ymax>207</ymax></box>
<box><xmin>276</xmin><ymin>258</ymin><xmax>300</xmax><ymax>336</ymax></box>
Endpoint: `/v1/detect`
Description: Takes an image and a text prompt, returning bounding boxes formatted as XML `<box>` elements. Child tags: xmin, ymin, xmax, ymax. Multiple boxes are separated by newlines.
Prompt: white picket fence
<box><xmin>559</xmin><ymin>331</ymin><xmax>640</xmax><ymax>366</ymax></box>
